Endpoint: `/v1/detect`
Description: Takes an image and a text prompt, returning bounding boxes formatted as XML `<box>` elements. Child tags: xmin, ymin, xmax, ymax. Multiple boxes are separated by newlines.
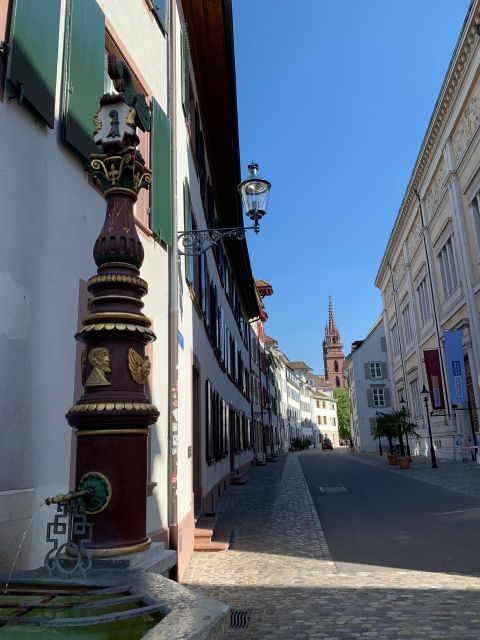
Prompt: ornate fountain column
<box><xmin>66</xmin><ymin>57</ymin><xmax>158</xmax><ymax>555</ymax></box>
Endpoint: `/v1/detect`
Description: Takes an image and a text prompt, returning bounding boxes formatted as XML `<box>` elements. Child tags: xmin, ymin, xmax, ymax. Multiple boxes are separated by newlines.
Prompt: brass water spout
<box><xmin>45</xmin><ymin>488</ymin><xmax>93</xmax><ymax>506</ymax></box>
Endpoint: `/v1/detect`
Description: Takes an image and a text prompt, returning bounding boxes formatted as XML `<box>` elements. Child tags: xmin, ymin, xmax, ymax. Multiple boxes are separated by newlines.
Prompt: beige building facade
<box><xmin>376</xmin><ymin>0</ymin><xmax>480</xmax><ymax>459</ymax></box>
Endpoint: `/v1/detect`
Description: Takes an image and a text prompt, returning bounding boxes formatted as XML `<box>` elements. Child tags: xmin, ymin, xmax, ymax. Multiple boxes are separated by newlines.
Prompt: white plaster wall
<box><xmin>0</xmin><ymin>0</ymin><xmax>170</xmax><ymax>568</ymax></box>
<box><xmin>351</xmin><ymin>321</ymin><xmax>391</xmax><ymax>452</ymax></box>
<box><xmin>97</xmin><ymin>0</ymin><xmax>167</xmax><ymax>104</ymax></box>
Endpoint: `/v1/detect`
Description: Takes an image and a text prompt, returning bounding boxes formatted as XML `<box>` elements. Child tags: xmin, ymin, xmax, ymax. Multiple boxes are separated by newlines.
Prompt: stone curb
<box><xmin>295</xmin><ymin>454</ymin><xmax>335</xmax><ymax>564</ymax></box>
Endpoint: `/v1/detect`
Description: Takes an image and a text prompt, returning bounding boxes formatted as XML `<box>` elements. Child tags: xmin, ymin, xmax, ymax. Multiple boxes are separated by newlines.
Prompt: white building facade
<box><xmin>0</xmin><ymin>0</ymin><xmax>263</xmax><ymax>580</ymax></box>
<box><xmin>344</xmin><ymin>319</ymin><xmax>393</xmax><ymax>453</ymax></box>
<box><xmin>375</xmin><ymin>0</ymin><xmax>480</xmax><ymax>461</ymax></box>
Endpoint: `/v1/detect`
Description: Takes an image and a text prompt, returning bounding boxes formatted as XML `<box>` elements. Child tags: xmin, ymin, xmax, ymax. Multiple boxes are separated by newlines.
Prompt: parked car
<box><xmin>322</xmin><ymin>438</ymin><xmax>333</xmax><ymax>450</ymax></box>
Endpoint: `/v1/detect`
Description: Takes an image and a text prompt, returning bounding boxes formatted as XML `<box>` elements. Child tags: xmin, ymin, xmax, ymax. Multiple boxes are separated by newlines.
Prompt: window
<box><xmin>181</xmin><ymin>24</ymin><xmax>190</xmax><ymax>118</ymax></box>
<box><xmin>316</xmin><ymin>400</ymin><xmax>320</xmax><ymax>408</ymax></box>
<box><xmin>409</xmin><ymin>378</ymin><xmax>421</xmax><ymax>418</ymax></box>
<box><xmin>438</xmin><ymin>238</ymin><xmax>458</xmax><ymax>298</ymax></box>
<box><xmin>317</xmin><ymin>416</ymin><xmax>321</xmax><ymax>425</ymax></box>
<box><xmin>417</xmin><ymin>277</ymin><xmax>432</xmax><ymax>326</ymax></box>
<box><xmin>334</xmin><ymin>360</ymin><xmax>339</xmax><ymax>372</ymax></box>
<box><xmin>335</xmin><ymin>376</ymin><xmax>340</xmax><ymax>387</ymax></box>
<box><xmin>373</xmin><ymin>388</ymin><xmax>385</xmax><ymax>407</ymax></box>
<box><xmin>402</xmin><ymin>303</ymin><xmax>414</xmax><ymax>343</ymax></box>
<box><xmin>183</xmin><ymin>180</ymin><xmax>194</xmax><ymax>285</ymax></box>
<box><xmin>370</xmin><ymin>362</ymin><xmax>382</xmax><ymax>379</ymax></box>
<box><xmin>470</xmin><ymin>192</ymin><xmax>480</xmax><ymax>254</ymax></box>
<box><xmin>391</xmin><ymin>323</ymin><xmax>400</xmax><ymax>357</ymax></box>
<box><xmin>152</xmin><ymin>1</ymin><xmax>168</xmax><ymax>32</ymax></box>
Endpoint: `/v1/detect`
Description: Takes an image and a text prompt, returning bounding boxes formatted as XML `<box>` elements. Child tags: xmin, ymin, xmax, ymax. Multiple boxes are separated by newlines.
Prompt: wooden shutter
<box><xmin>364</xmin><ymin>362</ymin><xmax>371</xmax><ymax>379</ymax></box>
<box><xmin>183</xmin><ymin>179</ymin><xmax>193</xmax><ymax>283</ymax></box>
<box><xmin>381</xmin><ymin>362</ymin><xmax>388</xmax><ymax>379</ymax></box>
<box><xmin>181</xmin><ymin>25</ymin><xmax>190</xmax><ymax>117</ymax></box>
<box><xmin>151</xmin><ymin>98</ymin><xmax>172</xmax><ymax>243</ymax></box>
<box><xmin>384</xmin><ymin>388</ymin><xmax>391</xmax><ymax>407</ymax></box>
<box><xmin>7</xmin><ymin>0</ymin><xmax>62</xmax><ymax>128</ymax></box>
<box><xmin>205</xmin><ymin>380</ymin><xmax>213</xmax><ymax>463</ymax></box>
<box><xmin>64</xmin><ymin>0</ymin><xmax>104</xmax><ymax>160</ymax></box>
<box><xmin>152</xmin><ymin>0</ymin><xmax>167</xmax><ymax>31</ymax></box>
<box><xmin>367</xmin><ymin>388</ymin><xmax>374</xmax><ymax>407</ymax></box>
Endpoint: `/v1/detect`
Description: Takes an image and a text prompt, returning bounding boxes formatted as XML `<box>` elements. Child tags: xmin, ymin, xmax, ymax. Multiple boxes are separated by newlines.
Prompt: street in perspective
<box><xmin>2</xmin><ymin>0</ymin><xmax>480</xmax><ymax>638</ymax></box>
<box><xmin>185</xmin><ymin>450</ymin><xmax>480</xmax><ymax>638</ymax></box>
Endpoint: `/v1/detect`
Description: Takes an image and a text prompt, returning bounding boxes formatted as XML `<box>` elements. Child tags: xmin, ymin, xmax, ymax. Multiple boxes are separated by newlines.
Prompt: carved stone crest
<box><xmin>93</xmin><ymin>99</ymin><xmax>136</xmax><ymax>148</ymax></box>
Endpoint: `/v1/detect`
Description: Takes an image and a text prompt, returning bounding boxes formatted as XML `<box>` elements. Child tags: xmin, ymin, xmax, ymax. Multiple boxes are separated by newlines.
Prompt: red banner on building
<box><xmin>423</xmin><ymin>349</ymin><xmax>445</xmax><ymax>410</ymax></box>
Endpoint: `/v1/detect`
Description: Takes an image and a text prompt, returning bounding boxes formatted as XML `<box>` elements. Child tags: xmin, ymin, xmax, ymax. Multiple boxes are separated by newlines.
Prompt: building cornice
<box><xmin>375</xmin><ymin>0</ymin><xmax>480</xmax><ymax>288</ymax></box>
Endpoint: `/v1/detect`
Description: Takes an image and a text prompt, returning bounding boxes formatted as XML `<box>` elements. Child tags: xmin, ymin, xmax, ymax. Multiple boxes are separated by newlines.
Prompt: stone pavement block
<box><xmin>183</xmin><ymin>452</ymin><xmax>480</xmax><ymax>639</ymax></box>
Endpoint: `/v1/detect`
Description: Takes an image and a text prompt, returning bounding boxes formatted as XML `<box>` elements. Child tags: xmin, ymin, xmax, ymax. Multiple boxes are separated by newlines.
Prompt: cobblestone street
<box><xmin>183</xmin><ymin>451</ymin><xmax>480</xmax><ymax>639</ymax></box>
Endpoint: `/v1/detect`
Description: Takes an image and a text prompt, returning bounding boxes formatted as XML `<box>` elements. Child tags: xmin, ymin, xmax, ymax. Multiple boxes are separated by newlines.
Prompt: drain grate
<box><xmin>230</xmin><ymin>609</ymin><xmax>252</xmax><ymax>629</ymax></box>
<box><xmin>319</xmin><ymin>486</ymin><xmax>347</xmax><ymax>493</ymax></box>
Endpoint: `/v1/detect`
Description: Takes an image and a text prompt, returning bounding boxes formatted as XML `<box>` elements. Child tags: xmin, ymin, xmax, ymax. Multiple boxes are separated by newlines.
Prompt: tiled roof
<box><xmin>287</xmin><ymin>361</ymin><xmax>312</xmax><ymax>371</ymax></box>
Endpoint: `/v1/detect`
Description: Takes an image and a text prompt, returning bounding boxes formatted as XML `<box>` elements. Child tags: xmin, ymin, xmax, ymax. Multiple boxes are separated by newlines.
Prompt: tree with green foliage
<box><xmin>333</xmin><ymin>388</ymin><xmax>351</xmax><ymax>440</ymax></box>
<box><xmin>374</xmin><ymin>408</ymin><xmax>418</xmax><ymax>456</ymax></box>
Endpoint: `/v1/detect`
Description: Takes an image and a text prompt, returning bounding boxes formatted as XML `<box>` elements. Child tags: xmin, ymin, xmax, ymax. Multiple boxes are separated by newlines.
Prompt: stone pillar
<box><xmin>66</xmin><ymin>80</ymin><xmax>158</xmax><ymax>555</ymax></box>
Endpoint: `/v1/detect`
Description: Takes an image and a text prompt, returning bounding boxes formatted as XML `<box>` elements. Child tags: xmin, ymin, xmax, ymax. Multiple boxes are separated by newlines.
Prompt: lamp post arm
<box><xmin>178</xmin><ymin>225</ymin><xmax>257</xmax><ymax>256</ymax></box>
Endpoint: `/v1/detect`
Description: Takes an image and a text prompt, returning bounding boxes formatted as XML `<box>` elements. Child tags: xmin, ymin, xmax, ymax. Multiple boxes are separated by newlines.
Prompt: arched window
<box><xmin>334</xmin><ymin>360</ymin><xmax>339</xmax><ymax>372</ymax></box>
<box><xmin>335</xmin><ymin>376</ymin><xmax>340</xmax><ymax>387</ymax></box>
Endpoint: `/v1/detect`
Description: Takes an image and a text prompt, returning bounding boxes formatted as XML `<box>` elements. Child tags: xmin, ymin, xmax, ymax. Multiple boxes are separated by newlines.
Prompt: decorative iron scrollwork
<box><xmin>44</xmin><ymin>500</ymin><xmax>92</xmax><ymax>578</ymax></box>
<box><xmin>178</xmin><ymin>227</ymin><xmax>251</xmax><ymax>256</ymax></box>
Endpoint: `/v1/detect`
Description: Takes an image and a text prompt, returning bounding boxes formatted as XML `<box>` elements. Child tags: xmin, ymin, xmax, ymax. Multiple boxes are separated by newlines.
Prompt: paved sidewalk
<box><xmin>183</xmin><ymin>452</ymin><xmax>480</xmax><ymax>639</ymax></box>
<box><xmin>351</xmin><ymin>449</ymin><xmax>480</xmax><ymax>499</ymax></box>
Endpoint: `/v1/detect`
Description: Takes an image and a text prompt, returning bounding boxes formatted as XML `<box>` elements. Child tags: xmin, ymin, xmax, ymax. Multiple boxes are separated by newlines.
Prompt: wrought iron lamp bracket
<box><xmin>177</xmin><ymin>225</ymin><xmax>256</xmax><ymax>256</ymax></box>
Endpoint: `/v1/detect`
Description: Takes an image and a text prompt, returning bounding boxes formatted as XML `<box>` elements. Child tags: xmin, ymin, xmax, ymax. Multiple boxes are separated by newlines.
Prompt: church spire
<box><xmin>325</xmin><ymin>296</ymin><xmax>341</xmax><ymax>343</ymax></box>
<box><xmin>322</xmin><ymin>296</ymin><xmax>345</xmax><ymax>387</ymax></box>
<box><xmin>328</xmin><ymin>295</ymin><xmax>338</xmax><ymax>334</ymax></box>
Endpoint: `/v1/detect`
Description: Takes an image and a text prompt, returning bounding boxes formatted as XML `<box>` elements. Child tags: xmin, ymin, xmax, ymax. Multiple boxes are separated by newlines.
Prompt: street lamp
<box><xmin>421</xmin><ymin>385</ymin><xmax>438</xmax><ymax>469</ymax></box>
<box><xmin>178</xmin><ymin>162</ymin><xmax>271</xmax><ymax>255</ymax></box>
<box><xmin>399</xmin><ymin>396</ymin><xmax>412</xmax><ymax>461</ymax></box>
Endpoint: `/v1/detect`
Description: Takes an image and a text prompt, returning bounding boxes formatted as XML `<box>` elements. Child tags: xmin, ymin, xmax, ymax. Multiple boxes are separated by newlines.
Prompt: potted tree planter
<box><xmin>374</xmin><ymin>408</ymin><xmax>418</xmax><ymax>468</ymax></box>
<box><xmin>387</xmin><ymin>452</ymin><xmax>398</xmax><ymax>465</ymax></box>
<box><xmin>396</xmin><ymin>455</ymin><xmax>411</xmax><ymax>469</ymax></box>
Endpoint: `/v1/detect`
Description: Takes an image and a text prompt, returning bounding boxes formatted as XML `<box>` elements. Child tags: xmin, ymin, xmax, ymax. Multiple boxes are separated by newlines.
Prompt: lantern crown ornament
<box><xmin>90</xmin><ymin>54</ymin><xmax>151</xmax><ymax>197</ymax></box>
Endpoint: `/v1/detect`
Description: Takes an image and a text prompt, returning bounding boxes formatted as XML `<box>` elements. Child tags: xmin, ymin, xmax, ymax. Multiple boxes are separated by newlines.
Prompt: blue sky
<box><xmin>233</xmin><ymin>0</ymin><xmax>471</xmax><ymax>373</ymax></box>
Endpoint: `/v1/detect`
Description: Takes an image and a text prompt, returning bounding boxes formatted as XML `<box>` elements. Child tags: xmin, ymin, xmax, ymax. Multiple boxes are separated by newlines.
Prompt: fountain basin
<box><xmin>0</xmin><ymin>569</ymin><xmax>229</xmax><ymax>639</ymax></box>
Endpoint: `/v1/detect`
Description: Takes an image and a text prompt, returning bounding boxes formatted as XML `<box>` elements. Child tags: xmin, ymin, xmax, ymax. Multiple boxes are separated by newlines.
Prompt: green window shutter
<box><xmin>183</xmin><ymin>178</ymin><xmax>193</xmax><ymax>284</ymax></box>
<box><xmin>7</xmin><ymin>0</ymin><xmax>62</xmax><ymax>128</ymax></box>
<box><xmin>151</xmin><ymin>98</ymin><xmax>172</xmax><ymax>243</ymax></box>
<box><xmin>181</xmin><ymin>25</ymin><xmax>190</xmax><ymax>117</ymax></box>
<box><xmin>152</xmin><ymin>0</ymin><xmax>167</xmax><ymax>32</ymax></box>
<box><xmin>64</xmin><ymin>0</ymin><xmax>105</xmax><ymax>160</ymax></box>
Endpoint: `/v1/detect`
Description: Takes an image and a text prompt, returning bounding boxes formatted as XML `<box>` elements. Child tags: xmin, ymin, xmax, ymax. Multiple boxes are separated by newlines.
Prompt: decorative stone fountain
<box><xmin>0</xmin><ymin>55</ymin><xmax>229</xmax><ymax>639</ymax></box>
